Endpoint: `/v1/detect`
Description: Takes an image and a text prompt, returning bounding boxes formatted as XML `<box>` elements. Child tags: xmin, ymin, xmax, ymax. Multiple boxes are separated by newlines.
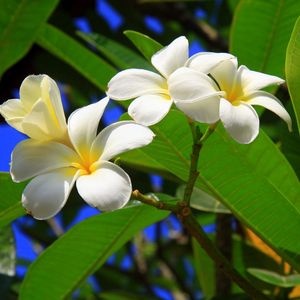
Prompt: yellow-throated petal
<box><xmin>76</xmin><ymin>161</ymin><xmax>131</xmax><ymax>211</ymax></box>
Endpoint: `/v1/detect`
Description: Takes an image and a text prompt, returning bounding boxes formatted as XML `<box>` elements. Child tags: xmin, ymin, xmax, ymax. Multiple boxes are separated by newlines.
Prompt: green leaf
<box><xmin>0</xmin><ymin>225</ymin><xmax>15</xmax><ymax>276</ymax></box>
<box><xmin>36</xmin><ymin>24</ymin><xmax>116</xmax><ymax>91</ymax></box>
<box><xmin>248</xmin><ymin>268</ymin><xmax>300</xmax><ymax>288</ymax></box>
<box><xmin>176</xmin><ymin>185</ymin><xmax>231</xmax><ymax>214</ymax></box>
<box><xmin>120</xmin><ymin>110</ymin><xmax>300</xmax><ymax>271</ymax></box>
<box><xmin>0</xmin><ymin>173</ymin><xmax>26</xmax><ymax>228</ymax></box>
<box><xmin>230</xmin><ymin>0</ymin><xmax>300</xmax><ymax>77</ymax></box>
<box><xmin>0</xmin><ymin>225</ymin><xmax>16</xmax><ymax>298</ymax></box>
<box><xmin>19</xmin><ymin>205</ymin><xmax>169</xmax><ymax>300</ymax></box>
<box><xmin>286</xmin><ymin>16</ymin><xmax>300</xmax><ymax>134</ymax></box>
<box><xmin>77</xmin><ymin>32</ymin><xmax>153</xmax><ymax>70</ymax></box>
<box><xmin>124</xmin><ymin>30</ymin><xmax>163</xmax><ymax>61</ymax></box>
<box><xmin>0</xmin><ymin>0</ymin><xmax>59</xmax><ymax>76</ymax></box>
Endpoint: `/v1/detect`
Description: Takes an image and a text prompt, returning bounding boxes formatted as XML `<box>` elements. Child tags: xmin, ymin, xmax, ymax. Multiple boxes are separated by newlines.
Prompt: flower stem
<box><xmin>183</xmin><ymin>122</ymin><xmax>217</xmax><ymax>206</ymax></box>
<box><xmin>132</xmin><ymin>191</ymin><xmax>269</xmax><ymax>300</ymax></box>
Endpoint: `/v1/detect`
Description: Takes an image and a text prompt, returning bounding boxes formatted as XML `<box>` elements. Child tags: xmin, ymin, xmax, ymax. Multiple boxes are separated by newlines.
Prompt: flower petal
<box><xmin>168</xmin><ymin>67</ymin><xmax>223</xmax><ymax>102</ymax></box>
<box><xmin>91</xmin><ymin>121</ymin><xmax>155</xmax><ymax>161</ymax></box>
<box><xmin>22</xmin><ymin>98</ymin><xmax>67</xmax><ymax>141</ymax></box>
<box><xmin>151</xmin><ymin>36</ymin><xmax>188</xmax><ymax>78</ymax></box>
<box><xmin>186</xmin><ymin>52</ymin><xmax>236</xmax><ymax>74</ymax></box>
<box><xmin>175</xmin><ymin>96</ymin><xmax>220</xmax><ymax>123</ymax></box>
<box><xmin>219</xmin><ymin>98</ymin><xmax>259</xmax><ymax>144</ymax></box>
<box><xmin>210</xmin><ymin>59</ymin><xmax>238</xmax><ymax>94</ymax></box>
<box><xmin>40</xmin><ymin>75</ymin><xmax>67</xmax><ymax>129</ymax></box>
<box><xmin>11</xmin><ymin>139</ymin><xmax>78</xmax><ymax>182</ymax></box>
<box><xmin>22</xmin><ymin>168</ymin><xmax>79</xmax><ymax>220</ymax></box>
<box><xmin>68</xmin><ymin>97</ymin><xmax>109</xmax><ymax>159</ymax></box>
<box><xmin>19</xmin><ymin>75</ymin><xmax>44</xmax><ymax>110</ymax></box>
<box><xmin>239</xmin><ymin>65</ymin><xmax>284</xmax><ymax>92</ymax></box>
<box><xmin>246</xmin><ymin>91</ymin><xmax>292</xmax><ymax>131</ymax></box>
<box><xmin>107</xmin><ymin>69</ymin><xmax>166</xmax><ymax>100</ymax></box>
<box><xmin>128</xmin><ymin>94</ymin><xmax>173</xmax><ymax>126</ymax></box>
<box><xmin>0</xmin><ymin>99</ymin><xmax>26</xmax><ymax>132</ymax></box>
<box><xmin>76</xmin><ymin>161</ymin><xmax>132</xmax><ymax>211</ymax></box>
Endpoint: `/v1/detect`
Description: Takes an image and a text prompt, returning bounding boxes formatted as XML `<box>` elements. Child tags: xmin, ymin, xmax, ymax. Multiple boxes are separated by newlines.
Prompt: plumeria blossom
<box><xmin>107</xmin><ymin>36</ymin><xmax>234</xmax><ymax>126</ymax></box>
<box><xmin>0</xmin><ymin>75</ymin><xmax>68</xmax><ymax>142</ymax></box>
<box><xmin>10</xmin><ymin>97</ymin><xmax>154</xmax><ymax>220</ymax></box>
<box><xmin>169</xmin><ymin>57</ymin><xmax>292</xmax><ymax>144</ymax></box>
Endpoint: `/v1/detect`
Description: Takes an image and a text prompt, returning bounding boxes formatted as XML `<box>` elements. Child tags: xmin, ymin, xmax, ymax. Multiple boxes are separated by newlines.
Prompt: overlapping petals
<box><xmin>11</xmin><ymin>97</ymin><xmax>155</xmax><ymax>219</ymax></box>
<box><xmin>0</xmin><ymin>75</ymin><xmax>68</xmax><ymax>142</ymax></box>
<box><xmin>107</xmin><ymin>36</ymin><xmax>234</xmax><ymax>126</ymax></box>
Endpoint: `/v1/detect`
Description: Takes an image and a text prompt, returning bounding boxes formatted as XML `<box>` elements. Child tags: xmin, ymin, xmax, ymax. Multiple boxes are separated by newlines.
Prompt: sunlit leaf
<box><xmin>230</xmin><ymin>0</ymin><xmax>300</xmax><ymax>77</ymax></box>
<box><xmin>19</xmin><ymin>205</ymin><xmax>169</xmax><ymax>300</ymax></box>
<box><xmin>248</xmin><ymin>268</ymin><xmax>300</xmax><ymax>288</ymax></box>
<box><xmin>0</xmin><ymin>0</ymin><xmax>59</xmax><ymax>76</ymax></box>
<box><xmin>124</xmin><ymin>30</ymin><xmax>163</xmax><ymax>61</ymax></box>
<box><xmin>286</xmin><ymin>16</ymin><xmax>300</xmax><ymax>134</ymax></box>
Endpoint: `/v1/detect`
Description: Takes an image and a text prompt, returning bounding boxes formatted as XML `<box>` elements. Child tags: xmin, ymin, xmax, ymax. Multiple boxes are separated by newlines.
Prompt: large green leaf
<box><xmin>120</xmin><ymin>110</ymin><xmax>300</xmax><ymax>270</ymax></box>
<box><xmin>19</xmin><ymin>205</ymin><xmax>169</xmax><ymax>300</ymax></box>
<box><xmin>0</xmin><ymin>0</ymin><xmax>59</xmax><ymax>76</ymax></box>
<box><xmin>124</xmin><ymin>30</ymin><xmax>163</xmax><ymax>61</ymax></box>
<box><xmin>230</xmin><ymin>0</ymin><xmax>300</xmax><ymax>77</ymax></box>
<box><xmin>77</xmin><ymin>32</ymin><xmax>153</xmax><ymax>70</ymax></box>
<box><xmin>248</xmin><ymin>268</ymin><xmax>300</xmax><ymax>288</ymax></box>
<box><xmin>36</xmin><ymin>24</ymin><xmax>116</xmax><ymax>91</ymax></box>
<box><xmin>0</xmin><ymin>173</ymin><xmax>26</xmax><ymax>228</ymax></box>
<box><xmin>286</xmin><ymin>16</ymin><xmax>300</xmax><ymax>134</ymax></box>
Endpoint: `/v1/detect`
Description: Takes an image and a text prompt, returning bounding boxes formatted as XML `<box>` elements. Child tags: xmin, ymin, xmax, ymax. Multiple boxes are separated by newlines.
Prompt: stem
<box><xmin>183</xmin><ymin>122</ymin><xmax>217</xmax><ymax>206</ymax></box>
<box><xmin>215</xmin><ymin>214</ymin><xmax>233</xmax><ymax>297</ymax></box>
<box><xmin>132</xmin><ymin>193</ymin><xmax>269</xmax><ymax>300</ymax></box>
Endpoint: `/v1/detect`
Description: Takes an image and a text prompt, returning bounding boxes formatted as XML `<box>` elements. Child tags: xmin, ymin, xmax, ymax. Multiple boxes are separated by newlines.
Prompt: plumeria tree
<box><xmin>1</xmin><ymin>1</ymin><xmax>300</xmax><ymax>300</ymax></box>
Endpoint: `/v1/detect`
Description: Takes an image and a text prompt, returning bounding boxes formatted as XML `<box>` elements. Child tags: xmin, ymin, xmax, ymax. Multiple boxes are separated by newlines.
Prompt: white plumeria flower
<box><xmin>107</xmin><ymin>36</ymin><xmax>234</xmax><ymax>126</ymax></box>
<box><xmin>0</xmin><ymin>75</ymin><xmax>68</xmax><ymax>142</ymax></box>
<box><xmin>169</xmin><ymin>57</ymin><xmax>292</xmax><ymax>144</ymax></box>
<box><xmin>10</xmin><ymin>97</ymin><xmax>155</xmax><ymax>220</ymax></box>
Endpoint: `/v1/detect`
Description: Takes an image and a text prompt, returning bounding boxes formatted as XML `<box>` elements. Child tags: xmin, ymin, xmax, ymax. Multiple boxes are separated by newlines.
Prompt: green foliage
<box><xmin>0</xmin><ymin>173</ymin><xmax>26</xmax><ymax>227</ymax></box>
<box><xmin>19</xmin><ymin>205</ymin><xmax>169</xmax><ymax>300</ymax></box>
<box><xmin>248</xmin><ymin>268</ymin><xmax>300</xmax><ymax>288</ymax></box>
<box><xmin>286</xmin><ymin>16</ymin><xmax>300</xmax><ymax>134</ymax></box>
<box><xmin>36</xmin><ymin>24</ymin><xmax>116</xmax><ymax>92</ymax></box>
<box><xmin>230</xmin><ymin>0</ymin><xmax>300</xmax><ymax>77</ymax></box>
<box><xmin>0</xmin><ymin>0</ymin><xmax>59</xmax><ymax>76</ymax></box>
<box><xmin>124</xmin><ymin>30</ymin><xmax>163</xmax><ymax>61</ymax></box>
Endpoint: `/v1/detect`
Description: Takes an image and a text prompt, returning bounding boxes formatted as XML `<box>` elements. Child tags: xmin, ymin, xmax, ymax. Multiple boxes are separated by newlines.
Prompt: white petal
<box><xmin>76</xmin><ymin>161</ymin><xmax>132</xmax><ymax>211</ymax></box>
<box><xmin>246</xmin><ymin>91</ymin><xmax>292</xmax><ymax>131</ymax></box>
<box><xmin>19</xmin><ymin>75</ymin><xmax>45</xmax><ymax>110</ymax></box>
<box><xmin>0</xmin><ymin>99</ymin><xmax>26</xmax><ymax>132</ymax></box>
<box><xmin>11</xmin><ymin>139</ymin><xmax>78</xmax><ymax>182</ymax></box>
<box><xmin>68</xmin><ymin>97</ymin><xmax>109</xmax><ymax>159</ymax></box>
<box><xmin>128</xmin><ymin>94</ymin><xmax>173</xmax><ymax>126</ymax></box>
<box><xmin>40</xmin><ymin>75</ymin><xmax>67</xmax><ymax>129</ymax></box>
<box><xmin>168</xmin><ymin>67</ymin><xmax>223</xmax><ymax>102</ymax></box>
<box><xmin>107</xmin><ymin>69</ymin><xmax>166</xmax><ymax>100</ymax></box>
<box><xmin>151</xmin><ymin>36</ymin><xmax>188</xmax><ymax>78</ymax></box>
<box><xmin>210</xmin><ymin>59</ymin><xmax>238</xmax><ymax>94</ymax></box>
<box><xmin>22</xmin><ymin>98</ymin><xmax>67</xmax><ymax>141</ymax></box>
<box><xmin>91</xmin><ymin>121</ymin><xmax>155</xmax><ymax>161</ymax></box>
<box><xmin>220</xmin><ymin>99</ymin><xmax>259</xmax><ymax>144</ymax></box>
<box><xmin>22</xmin><ymin>168</ymin><xmax>79</xmax><ymax>220</ymax></box>
<box><xmin>239</xmin><ymin>65</ymin><xmax>284</xmax><ymax>92</ymax></box>
<box><xmin>186</xmin><ymin>52</ymin><xmax>236</xmax><ymax>74</ymax></box>
<box><xmin>175</xmin><ymin>96</ymin><xmax>220</xmax><ymax>123</ymax></box>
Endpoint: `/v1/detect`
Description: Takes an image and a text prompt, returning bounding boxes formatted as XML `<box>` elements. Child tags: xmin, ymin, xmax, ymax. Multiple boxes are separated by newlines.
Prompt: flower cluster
<box><xmin>0</xmin><ymin>76</ymin><xmax>154</xmax><ymax>219</ymax></box>
<box><xmin>107</xmin><ymin>36</ymin><xmax>291</xmax><ymax>144</ymax></box>
<box><xmin>0</xmin><ymin>36</ymin><xmax>292</xmax><ymax>219</ymax></box>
